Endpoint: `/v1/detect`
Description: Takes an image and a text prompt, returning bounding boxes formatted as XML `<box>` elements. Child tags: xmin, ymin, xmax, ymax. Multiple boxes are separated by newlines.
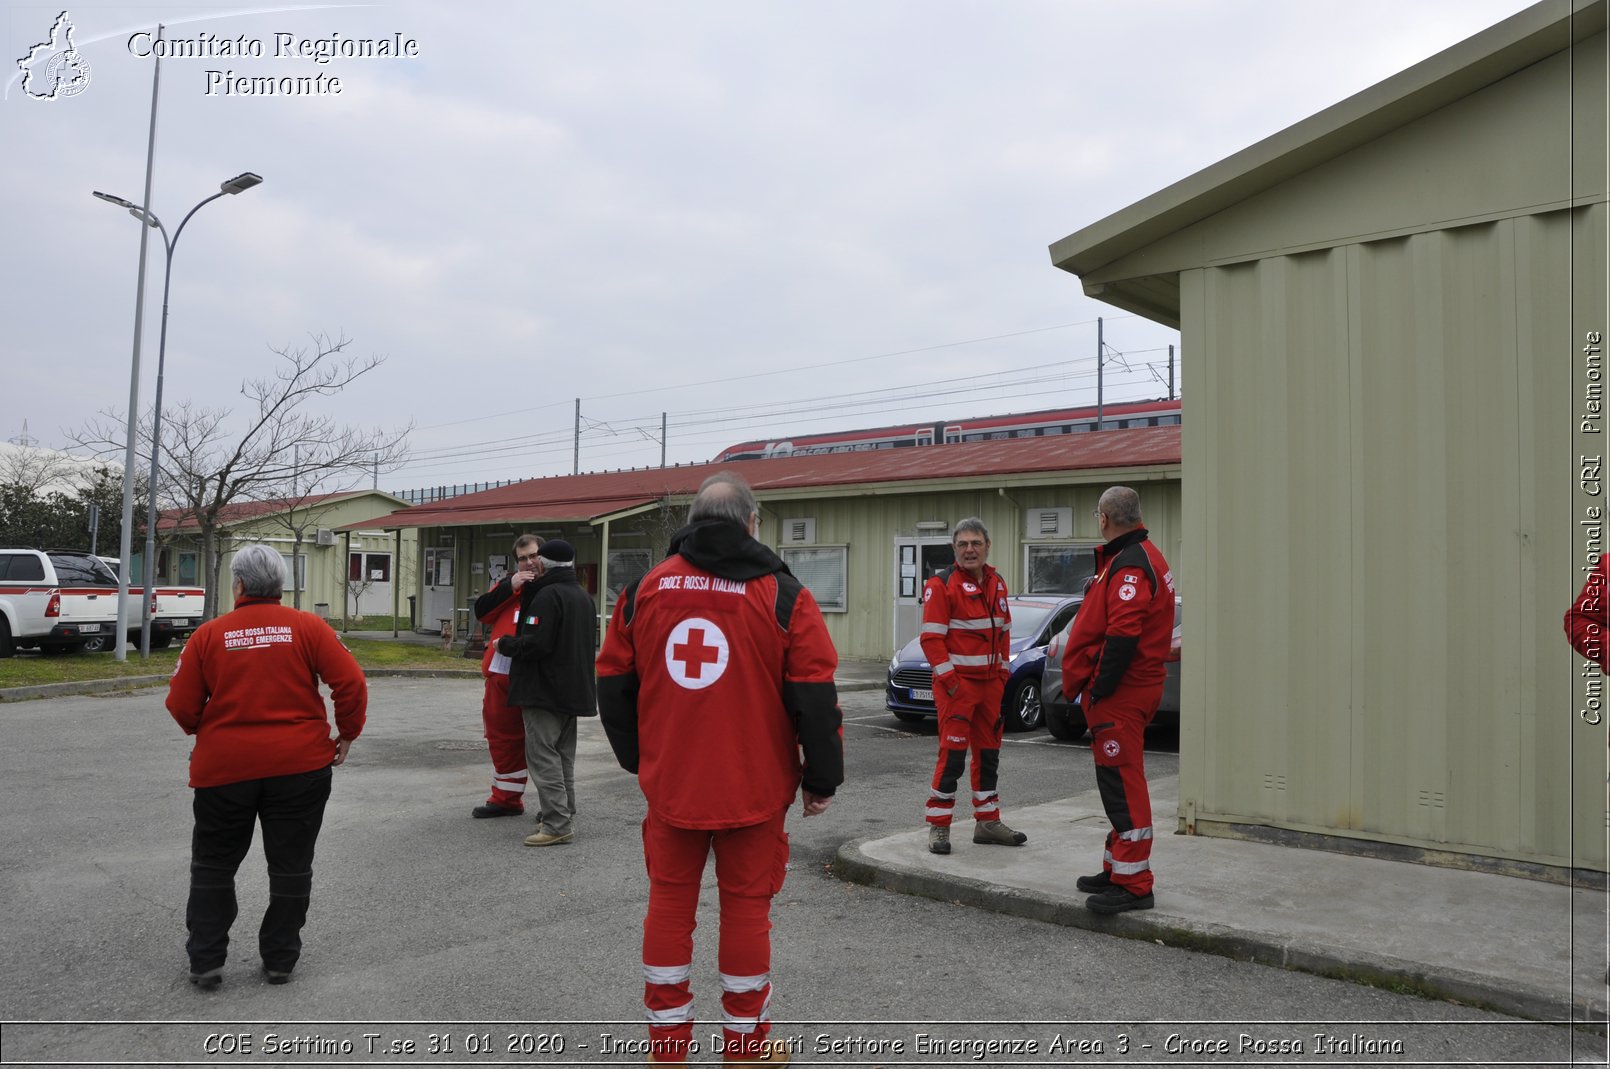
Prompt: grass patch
<box><xmin>0</xmin><ymin>635</ymin><xmax>474</xmax><ymax>688</ymax></box>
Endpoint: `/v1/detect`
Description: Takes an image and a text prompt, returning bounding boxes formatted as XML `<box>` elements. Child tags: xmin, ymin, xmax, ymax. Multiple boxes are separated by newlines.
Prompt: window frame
<box><xmin>779</xmin><ymin>544</ymin><xmax>848</xmax><ymax>613</ymax></box>
<box><xmin>1021</xmin><ymin>541</ymin><xmax>1100</xmax><ymax>595</ymax></box>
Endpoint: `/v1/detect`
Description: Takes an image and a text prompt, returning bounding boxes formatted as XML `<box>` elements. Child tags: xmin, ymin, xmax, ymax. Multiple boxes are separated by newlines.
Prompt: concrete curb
<box><xmin>832</xmin><ymin>836</ymin><xmax>1599</xmax><ymax>1027</ymax></box>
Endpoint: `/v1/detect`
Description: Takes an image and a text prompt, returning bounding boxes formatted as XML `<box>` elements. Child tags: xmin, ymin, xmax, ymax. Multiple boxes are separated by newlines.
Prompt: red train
<box><xmin>713</xmin><ymin>398</ymin><xmax>1181</xmax><ymax>462</ymax></box>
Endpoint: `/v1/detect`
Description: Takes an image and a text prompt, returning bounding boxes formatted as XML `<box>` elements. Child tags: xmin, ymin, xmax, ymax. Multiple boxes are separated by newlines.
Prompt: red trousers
<box><xmin>640</xmin><ymin>809</ymin><xmax>789</xmax><ymax>1063</ymax></box>
<box><xmin>481</xmin><ymin>673</ymin><xmax>527</xmax><ymax>809</ymax></box>
<box><xmin>1086</xmin><ymin>686</ymin><xmax>1160</xmax><ymax>895</ymax></box>
<box><xmin>925</xmin><ymin>674</ymin><xmax>1005</xmax><ymax>827</ymax></box>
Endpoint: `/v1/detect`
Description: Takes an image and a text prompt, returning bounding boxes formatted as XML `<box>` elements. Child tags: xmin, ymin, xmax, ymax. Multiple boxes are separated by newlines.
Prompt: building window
<box><xmin>279</xmin><ymin>552</ymin><xmax>307</xmax><ymax>592</ymax></box>
<box><xmin>606</xmin><ymin>548</ymin><xmax>654</xmax><ymax>608</ymax></box>
<box><xmin>349</xmin><ymin>552</ymin><xmax>392</xmax><ymax>583</ymax></box>
<box><xmin>178</xmin><ymin>551</ymin><xmax>198</xmax><ymax>584</ymax></box>
<box><xmin>781</xmin><ymin>546</ymin><xmax>847</xmax><ymax>613</ymax></box>
<box><xmin>1023</xmin><ymin>544</ymin><xmax>1097</xmax><ymax>594</ymax></box>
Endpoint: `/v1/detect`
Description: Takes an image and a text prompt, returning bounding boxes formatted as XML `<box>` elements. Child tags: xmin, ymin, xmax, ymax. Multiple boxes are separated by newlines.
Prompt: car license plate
<box><xmin>909</xmin><ymin>687</ymin><xmax>932</xmax><ymax>701</ymax></box>
<box><xmin>79</xmin><ymin>624</ymin><xmax>101</xmax><ymax>634</ymax></box>
<box><xmin>173</xmin><ymin>619</ymin><xmax>192</xmax><ymax>627</ymax></box>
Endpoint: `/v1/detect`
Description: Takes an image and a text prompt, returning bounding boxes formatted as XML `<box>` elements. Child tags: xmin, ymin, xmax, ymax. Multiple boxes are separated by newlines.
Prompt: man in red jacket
<box><xmin>920</xmin><ymin>517</ymin><xmax>1026</xmax><ymax>855</ymax></box>
<box><xmin>598</xmin><ymin>472</ymin><xmax>842</xmax><ymax>1066</ymax></box>
<box><xmin>468</xmin><ymin>534</ymin><xmax>541</xmax><ymax>818</ymax></box>
<box><xmin>166</xmin><ymin>544</ymin><xmax>367</xmax><ymax>989</ymax></box>
<box><xmin>1061</xmin><ymin>486</ymin><xmax>1175</xmax><ymax>914</ymax></box>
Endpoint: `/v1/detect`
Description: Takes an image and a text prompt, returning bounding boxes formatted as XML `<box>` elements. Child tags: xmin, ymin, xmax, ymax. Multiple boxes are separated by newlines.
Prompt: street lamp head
<box><xmin>220</xmin><ymin>172</ymin><xmax>263</xmax><ymax>195</ymax></box>
<box><xmin>93</xmin><ymin>190</ymin><xmax>158</xmax><ymax>227</ymax></box>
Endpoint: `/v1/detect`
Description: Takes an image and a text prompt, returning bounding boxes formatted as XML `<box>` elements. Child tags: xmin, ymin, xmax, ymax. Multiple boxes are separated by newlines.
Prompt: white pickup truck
<box><xmin>94</xmin><ymin>556</ymin><xmax>206</xmax><ymax>652</ymax></box>
<box><xmin>0</xmin><ymin>548</ymin><xmax>121</xmax><ymax>656</ymax></box>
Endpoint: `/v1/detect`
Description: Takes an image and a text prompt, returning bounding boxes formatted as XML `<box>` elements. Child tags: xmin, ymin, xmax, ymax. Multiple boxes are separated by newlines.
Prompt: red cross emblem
<box><xmin>664</xmin><ymin>617</ymin><xmax>729</xmax><ymax>690</ymax></box>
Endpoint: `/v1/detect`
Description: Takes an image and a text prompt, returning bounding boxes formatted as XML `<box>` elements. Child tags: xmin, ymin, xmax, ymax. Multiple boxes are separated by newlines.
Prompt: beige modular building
<box><xmin>352</xmin><ymin>429</ymin><xmax>1182</xmax><ymax>664</ymax></box>
<box><xmin>1052</xmin><ymin>0</ymin><xmax>1608</xmax><ymax>876</ymax></box>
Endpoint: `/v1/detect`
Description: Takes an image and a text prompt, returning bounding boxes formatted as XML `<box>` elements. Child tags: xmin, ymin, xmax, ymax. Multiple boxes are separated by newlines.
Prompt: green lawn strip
<box><xmin>0</xmin><ymin>637</ymin><xmax>471</xmax><ymax>688</ymax></box>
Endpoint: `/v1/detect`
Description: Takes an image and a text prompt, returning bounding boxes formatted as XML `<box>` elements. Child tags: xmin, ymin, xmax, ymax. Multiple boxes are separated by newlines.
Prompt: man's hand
<box><xmin>802</xmin><ymin>792</ymin><xmax>832</xmax><ymax>817</ymax></box>
<box><xmin>332</xmin><ymin>738</ymin><xmax>352</xmax><ymax>766</ymax></box>
<box><xmin>510</xmin><ymin>568</ymin><xmax>535</xmax><ymax>591</ymax></box>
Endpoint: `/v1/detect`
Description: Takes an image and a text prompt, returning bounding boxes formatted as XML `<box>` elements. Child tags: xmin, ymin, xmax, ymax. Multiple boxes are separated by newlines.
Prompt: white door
<box><xmin>423</xmin><ymin>547</ymin><xmax>455</xmax><ymax>631</ymax></box>
<box><xmin>892</xmin><ymin>537</ymin><xmax>954</xmax><ymax>654</ymax></box>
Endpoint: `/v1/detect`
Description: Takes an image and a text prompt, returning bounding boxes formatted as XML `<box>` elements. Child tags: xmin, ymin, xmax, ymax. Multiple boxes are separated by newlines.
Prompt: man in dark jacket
<box><xmin>597</xmin><ymin>472</ymin><xmax>842</xmax><ymax>1066</ymax></box>
<box><xmin>496</xmin><ymin>538</ymin><xmax>597</xmax><ymax>846</ymax></box>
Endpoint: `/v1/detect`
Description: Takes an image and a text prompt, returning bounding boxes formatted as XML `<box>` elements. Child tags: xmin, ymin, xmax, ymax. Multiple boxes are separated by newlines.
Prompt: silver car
<box><xmin>1039</xmin><ymin>595</ymin><xmax>1181</xmax><ymax>740</ymax></box>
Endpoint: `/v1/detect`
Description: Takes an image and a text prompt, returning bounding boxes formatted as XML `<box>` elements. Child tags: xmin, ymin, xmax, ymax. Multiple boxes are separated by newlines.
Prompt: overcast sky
<box><xmin>1</xmin><ymin>0</ymin><xmax>1541</xmax><ymax>492</ymax></box>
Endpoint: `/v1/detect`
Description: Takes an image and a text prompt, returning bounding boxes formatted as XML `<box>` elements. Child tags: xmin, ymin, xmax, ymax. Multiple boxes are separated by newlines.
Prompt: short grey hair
<box><xmin>231</xmin><ymin>543</ymin><xmax>286</xmax><ymax>598</ymax></box>
<box><xmin>952</xmin><ymin>517</ymin><xmax>989</xmax><ymax>543</ymax></box>
<box><xmin>689</xmin><ymin>471</ymin><xmax>758</xmax><ymax>528</ymax></box>
<box><xmin>1097</xmin><ymin>485</ymin><xmax>1143</xmax><ymax>527</ymax></box>
<box><xmin>537</xmin><ymin>554</ymin><xmax>573</xmax><ymax>570</ymax></box>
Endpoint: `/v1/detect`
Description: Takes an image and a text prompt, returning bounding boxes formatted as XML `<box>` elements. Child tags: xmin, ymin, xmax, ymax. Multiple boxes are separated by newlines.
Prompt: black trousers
<box><xmin>186</xmin><ymin>766</ymin><xmax>332</xmax><ymax>974</ymax></box>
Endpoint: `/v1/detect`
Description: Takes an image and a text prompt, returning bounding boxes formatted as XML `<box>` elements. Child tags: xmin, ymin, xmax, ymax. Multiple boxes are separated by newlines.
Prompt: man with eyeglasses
<box><xmin>919</xmin><ymin>517</ymin><xmax>1027</xmax><ymax>855</ymax></box>
<box><xmin>468</xmin><ymin>534</ymin><xmax>543</xmax><ymax>819</ymax></box>
<box><xmin>1061</xmin><ymin>486</ymin><xmax>1175</xmax><ymax>913</ymax></box>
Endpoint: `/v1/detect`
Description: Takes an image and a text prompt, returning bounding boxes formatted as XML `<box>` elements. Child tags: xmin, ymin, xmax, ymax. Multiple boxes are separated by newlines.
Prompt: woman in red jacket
<box><xmin>166</xmin><ymin>543</ymin><xmax>367</xmax><ymax>990</ymax></box>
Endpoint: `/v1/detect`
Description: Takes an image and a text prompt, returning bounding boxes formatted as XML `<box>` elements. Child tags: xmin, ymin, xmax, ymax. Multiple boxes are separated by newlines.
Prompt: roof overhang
<box><xmin>1049</xmin><ymin>0</ymin><xmax>1605</xmax><ymax>326</ymax></box>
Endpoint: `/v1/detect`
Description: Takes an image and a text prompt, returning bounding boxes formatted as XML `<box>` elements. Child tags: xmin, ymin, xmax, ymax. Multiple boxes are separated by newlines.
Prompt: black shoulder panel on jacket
<box><xmin>1112</xmin><ymin>543</ymin><xmax>1158</xmax><ymax>597</ymax></box>
<box><xmin>619</xmin><ymin>578</ymin><xmax>641</xmax><ymax>628</ymax></box>
<box><xmin>774</xmin><ymin>571</ymin><xmax>803</xmax><ymax>632</ymax></box>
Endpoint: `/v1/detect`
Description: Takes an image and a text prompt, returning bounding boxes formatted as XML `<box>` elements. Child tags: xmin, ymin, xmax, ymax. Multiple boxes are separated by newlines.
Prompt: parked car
<box><xmin>0</xmin><ymin>548</ymin><xmax>120</xmax><ymax>656</ymax></box>
<box><xmin>885</xmin><ymin>594</ymin><xmax>1082</xmax><ymax>733</ymax></box>
<box><xmin>1040</xmin><ymin>594</ymin><xmax>1182</xmax><ymax>740</ymax></box>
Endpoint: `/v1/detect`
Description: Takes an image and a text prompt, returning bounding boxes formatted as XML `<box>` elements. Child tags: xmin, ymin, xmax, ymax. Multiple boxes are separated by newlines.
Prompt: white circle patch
<box><xmin>1102</xmin><ymin>738</ymin><xmax>1121</xmax><ymax>758</ymax></box>
<box><xmin>1118</xmin><ymin>583</ymin><xmax>1137</xmax><ymax>601</ymax></box>
<box><xmin>664</xmin><ymin>617</ymin><xmax>729</xmax><ymax>690</ymax></box>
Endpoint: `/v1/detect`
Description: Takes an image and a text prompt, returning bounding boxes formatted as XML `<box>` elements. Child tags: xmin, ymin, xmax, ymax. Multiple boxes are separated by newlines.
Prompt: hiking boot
<box><xmin>927</xmin><ymin>825</ymin><xmax>951</xmax><ymax>855</ymax></box>
<box><xmin>473</xmin><ymin>803</ymin><xmax>522</xmax><ymax>819</ymax></box>
<box><xmin>1085</xmin><ymin>886</ymin><xmax>1154</xmax><ymax>914</ymax></box>
<box><xmin>973</xmin><ymin>819</ymin><xmax>1028</xmax><ymax>846</ymax></box>
<box><xmin>723</xmin><ymin>1037</ymin><xmax>792</xmax><ymax>1063</ymax></box>
<box><xmin>1075</xmin><ymin>870</ymin><xmax>1114</xmax><ymax>893</ymax></box>
<box><xmin>524</xmin><ymin>828</ymin><xmax>574</xmax><ymax>847</ymax></box>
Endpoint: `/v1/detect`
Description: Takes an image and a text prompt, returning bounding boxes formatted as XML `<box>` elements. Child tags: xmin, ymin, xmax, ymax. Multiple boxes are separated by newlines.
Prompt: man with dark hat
<box><xmin>495</xmin><ymin>538</ymin><xmax>597</xmax><ymax>846</ymax></box>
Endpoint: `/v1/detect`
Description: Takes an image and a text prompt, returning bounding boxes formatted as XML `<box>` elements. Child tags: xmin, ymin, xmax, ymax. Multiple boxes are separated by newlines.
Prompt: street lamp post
<box><xmin>93</xmin><ymin>171</ymin><xmax>263</xmax><ymax>658</ymax></box>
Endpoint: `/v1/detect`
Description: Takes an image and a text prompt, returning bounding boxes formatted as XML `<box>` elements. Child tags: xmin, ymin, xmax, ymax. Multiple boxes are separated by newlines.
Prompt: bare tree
<box><xmin>73</xmin><ymin>333</ymin><xmax>411</xmax><ymax>619</ymax></box>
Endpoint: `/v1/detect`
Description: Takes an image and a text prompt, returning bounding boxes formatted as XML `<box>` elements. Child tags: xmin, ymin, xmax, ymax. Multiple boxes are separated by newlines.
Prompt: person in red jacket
<box><xmin>468</xmin><ymin>534</ymin><xmax>541</xmax><ymax>818</ymax></box>
<box><xmin>1060</xmin><ymin>486</ymin><xmax>1175</xmax><ymax>914</ymax></box>
<box><xmin>920</xmin><ymin>517</ymin><xmax>1026</xmax><ymax>855</ymax></box>
<box><xmin>597</xmin><ymin>472</ymin><xmax>842</xmax><ymax>1066</ymax></box>
<box><xmin>1565</xmin><ymin>555</ymin><xmax>1609</xmax><ymax>671</ymax></box>
<box><xmin>166</xmin><ymin>543</ymin><xmax>367</xmax><ymax>990</ymax></box>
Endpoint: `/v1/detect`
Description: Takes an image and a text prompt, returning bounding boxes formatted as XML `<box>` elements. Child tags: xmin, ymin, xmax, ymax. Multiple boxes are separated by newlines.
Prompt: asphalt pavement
<box><xmin>0</xmin><ymin>640</ymin><xmax>1605</xmax><ymax>1044</ymax></box>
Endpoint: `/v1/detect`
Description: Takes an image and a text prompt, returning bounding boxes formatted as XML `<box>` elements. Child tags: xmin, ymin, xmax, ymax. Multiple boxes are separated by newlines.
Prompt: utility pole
<box><xmin>1168</xmin><ymin>343</ymin><xmax>1175</xmax><ymax>401</ymax></box>
<box><xmin>661</xmin><ymin>412</ymin><xmax>667</xmax><ymax>468</ymax></box>
<box><xmin>573</xmin><ymin>398</ymin><xmax>580</xmax><ymax>476</ymax></box>
<box><xmin>1096</xmin><ymin>317</ymin><xmax>1104</xmax><ymax>430</ymax></box>
<box><xmin>113</xmin><ymin>24</ymin><xmax>163</xmax><ymax>662</ymax></box>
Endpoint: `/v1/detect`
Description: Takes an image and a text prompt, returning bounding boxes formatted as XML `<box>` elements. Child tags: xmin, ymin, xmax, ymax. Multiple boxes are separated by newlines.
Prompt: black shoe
<box><xmin>473</xmin><ymin>803</ymin><xmax>522</xmax><ymax>819</ymax></box>
<box><xmin>189</xmin><ymin>968</ymin><xmax>223</xmax><ymax>990</ymax></box>
<box><xmin>1075</xmin><ymin>871</ymin><xmax>1114</xmax><ymax>893</ymax></box>
<box><xmin>1085</xmin><ymin>887</ymin><xmax>1154</xmax><ymax>914</ymax></box>
<box><xmin>263</xmin><ymin>966</ymin><xmax>293</xmax><ymax>985</ymax></box>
